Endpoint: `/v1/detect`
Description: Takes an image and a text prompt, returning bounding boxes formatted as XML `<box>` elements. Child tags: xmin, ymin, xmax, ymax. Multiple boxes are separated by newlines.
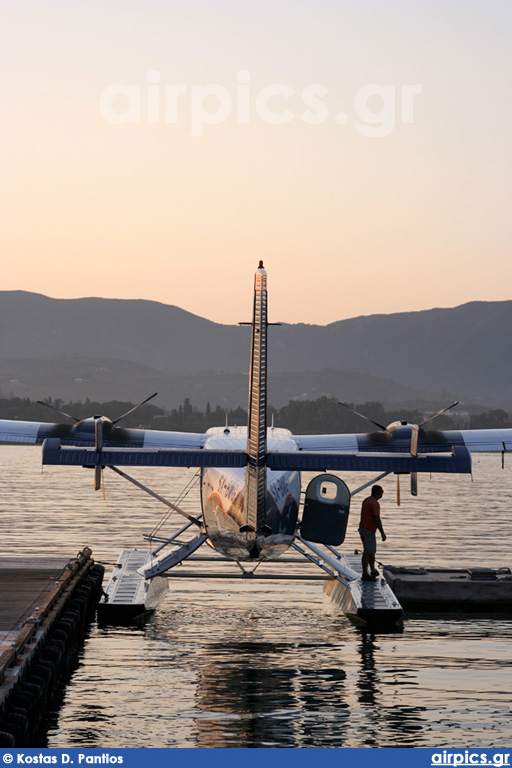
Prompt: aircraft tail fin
<box><xmin>245</xmin><ymin>261</ymin><xmax>268</xmax><ymax>532</ymax></box>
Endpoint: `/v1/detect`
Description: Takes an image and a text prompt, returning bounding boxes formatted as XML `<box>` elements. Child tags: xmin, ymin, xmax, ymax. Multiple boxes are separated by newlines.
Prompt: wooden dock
<box><xmin>0</xmin><ymin>549</ymin><xmax>104</xmax><ymax>746</ymax></box>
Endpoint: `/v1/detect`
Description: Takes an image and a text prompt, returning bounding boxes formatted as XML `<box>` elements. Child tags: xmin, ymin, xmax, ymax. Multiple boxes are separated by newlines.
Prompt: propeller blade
<box><xmin>111</xmin><ymin>392</ymin><xmax>159</xmax><ymax>425</ymax></box>
<box><xmin>94</xmin><ymin>417</ymin><xmax>103</xmax><ymax>451</ymax></box>
<box><xmin>409</xmin><ymin>424</ymin><xmax>419</xmax><ymax>497</ymax></box>
<box><xmin>94</xmin><ymin>418</ymin><xmax>104</xmax><ymax>493</ymax></box>
<box><xmin>37</xmin><ymin>400</ymin><xmax>80</xmax><ymax>423</ymax></box>
<box><xmin>94</xmin><ymin>465</ymin><xmax>102</xmax><ymax>491</ymax></box>
<box><xmin>338</xmin><ymin>402</ymin><xmax>387</xmax><ymax>432</ymax></box>
<box><xmin>396</xmin><ymin>474</ymin><xmax>401</xmax><ymax>507</ymax></box>
<box><xmin>410</xmin><ymin>424</ymin><xmax>419</xmax><ymax>458</ymax></box>
<box><xmin>420</xmin><ymin>401</ymin><xmax>459</xmax><ymax>427</ymax></box>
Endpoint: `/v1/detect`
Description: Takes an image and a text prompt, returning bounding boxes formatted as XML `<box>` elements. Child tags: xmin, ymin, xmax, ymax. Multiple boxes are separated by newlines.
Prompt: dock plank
<box><xmin>0</xmin><ymin>557</ymin><xmax>75</xmax><ymax>648</ymax></box>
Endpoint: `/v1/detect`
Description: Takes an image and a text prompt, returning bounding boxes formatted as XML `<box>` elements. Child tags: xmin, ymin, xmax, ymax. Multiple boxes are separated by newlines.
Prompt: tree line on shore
<box><xmin>1</xmin><ymin>395</ymin><xmax>510</xmax><ymax>434</ymax></box>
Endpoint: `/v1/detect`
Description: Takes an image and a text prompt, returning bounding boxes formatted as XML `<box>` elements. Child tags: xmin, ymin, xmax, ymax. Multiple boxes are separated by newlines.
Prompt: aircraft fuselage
<box><xmin>201</xmin><ymin>426</ymin><xmax>301</xmax><ymax>560</ymax></box>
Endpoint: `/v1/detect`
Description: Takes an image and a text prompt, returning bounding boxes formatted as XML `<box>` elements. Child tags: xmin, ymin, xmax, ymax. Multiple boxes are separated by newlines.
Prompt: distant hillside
<box><xmin>1</xmin><ymin>292</ymin><xmax>511</xmax><ymax>409</ymax></box>
<box><xmin>0</xmin><ymin>358</ymin><xmax>455</xmax><ymax>410</ymax></box>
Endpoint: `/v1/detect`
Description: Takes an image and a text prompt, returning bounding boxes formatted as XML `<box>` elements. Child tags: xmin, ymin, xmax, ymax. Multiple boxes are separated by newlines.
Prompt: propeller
<box><xmin>339</xmin><ymin>400</ymin><xmax>459</xmax><ymax>503</ymax></box>
<box><xmin>420</xmin><ymin>401</ymin><xmax>459</xmax><ymax>427</ymax></box>
<box><xmin>92</xmin><ymin>393</ymin><xmax>159</xmax><ymax>493</ymax></box>
<box><xmin>39</xmin><ymin>393</ymin><xmax>159</xmax><ymax>493</ymax></box>
<box><xmin>338</xmin><ymin>401</ymin><xmax>387</xmax><ymax>431</ymax></box>
<box><xmin>37</xmin><ymin>400</ymin><xmax>80</xmax><ymax>423</ymax></box>
<box><xmin>111</xmin><ymin>392</ymin><xmax>158</xmax><ymax>425</ymax></box>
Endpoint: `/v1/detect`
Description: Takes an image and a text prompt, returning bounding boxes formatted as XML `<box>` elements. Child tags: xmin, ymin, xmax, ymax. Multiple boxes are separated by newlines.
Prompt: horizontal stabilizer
<box><xmin>41</xmin><ymin>438</ymin><xmax>247</xmax><ymax>468</ymax></box>
<box><xmin>41</xmin><ymin>439</ymin><xmax>473</xmax><ymax>474</ymax></box>
<box><xmin>267</xmin><ymin>446</ymin><xmax>472</xmax><ymax>474</ymax></box>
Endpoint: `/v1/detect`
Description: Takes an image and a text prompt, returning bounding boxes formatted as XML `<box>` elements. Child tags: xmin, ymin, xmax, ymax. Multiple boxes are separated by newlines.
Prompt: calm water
<box><xmin>1</xmin><ymin>446</ymin><xmax>511</xmax><ymax>748</ymax></box>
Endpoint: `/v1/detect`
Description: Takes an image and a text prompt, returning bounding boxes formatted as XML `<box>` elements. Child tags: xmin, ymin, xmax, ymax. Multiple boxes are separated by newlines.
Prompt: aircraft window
<box><xmin>320</xmin><ymin>481</ymin><xmax>338</xmax><ymax>500</ymax></box>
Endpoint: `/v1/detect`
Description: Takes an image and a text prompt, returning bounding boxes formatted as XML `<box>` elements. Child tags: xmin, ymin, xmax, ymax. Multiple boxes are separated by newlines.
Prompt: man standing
<box><xmin>358</xmin><ymin>485</ymin><xmax>386</xmax><ymax>581</ymax></box>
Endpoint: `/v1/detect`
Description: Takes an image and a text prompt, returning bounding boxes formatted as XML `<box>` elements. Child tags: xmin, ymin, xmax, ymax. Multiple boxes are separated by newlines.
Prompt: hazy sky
<box><xmin>1</xmin><ymin>0</ymin><xmax>511</xmax><ymax>324</ymax></box>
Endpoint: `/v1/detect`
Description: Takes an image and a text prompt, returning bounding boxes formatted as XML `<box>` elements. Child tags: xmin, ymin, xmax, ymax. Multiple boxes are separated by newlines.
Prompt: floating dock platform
<box><xmin>0</xmin><ymin>548</ymin><xmax>104</xmax><ymax>746</ymax></box>
<box><xmin>324</xmin><ymin>551</ymin><xmax>512</xmax><ymax>625</ymax></box>
<box><xmin>323</xmin><ymin>554</ymin><xmax>405</xmax><ymax>628</ymax></box>
<box><xmin>383</xmin><ymin>565</ymin><xmax>512</xmax><ymax>612</ymax></box>
<box><xmin>97</xmin><ymin>549</ymin><xmax>168</xmax><ymax>622</ymax></box>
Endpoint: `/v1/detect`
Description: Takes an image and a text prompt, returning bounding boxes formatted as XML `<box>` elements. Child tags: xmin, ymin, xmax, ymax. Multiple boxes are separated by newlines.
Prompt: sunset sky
<box><xmin>1</xmin><ymin>0</ymin><xmax>511</xmax><ymax>325</ymax></box>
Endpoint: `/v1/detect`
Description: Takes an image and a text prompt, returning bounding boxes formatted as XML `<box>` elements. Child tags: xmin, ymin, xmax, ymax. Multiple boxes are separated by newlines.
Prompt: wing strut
<box><xmin>108</xmin><ymin>466</ymin><xmax>202</xmax><ymax>528</ymax></box>
<box><xmin>293</xmin><ymin>535</ymin><xmax>359</xmax><ymax>582</ymax></box>
<box><xmin>349</xmin><ymin>472</ymin><xmax>392</xmax><ymax>498</ymax></box>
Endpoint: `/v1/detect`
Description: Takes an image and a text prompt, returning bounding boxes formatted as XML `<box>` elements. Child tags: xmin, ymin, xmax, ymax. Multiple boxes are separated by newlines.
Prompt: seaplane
<box><xmin>1</xmin><ymin>262</ymin><xmax>511</xmax><ymax>626</ymax></box>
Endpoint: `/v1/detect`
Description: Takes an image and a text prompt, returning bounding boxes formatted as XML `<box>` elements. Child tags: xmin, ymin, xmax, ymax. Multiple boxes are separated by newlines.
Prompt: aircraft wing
<box><xmin>0</xmin><ymin>419</ymin><xmax>247</xmax><ymax>468</ymax></box>
<box><xmin>265</xmin><ymin>427</ymin><xmax>512</xmax><ymax>474</ymax></box>
<box><xmin>291</xmin><ymin>428</ymin><xmax>512</xmax><ymax>454</ymax></box>
<box><xmin>0</xmin><ymin>419</ymin><xmax>207</xmax><ymax>449</ymax></box>
<box><xmin>2</xmin><ymin>418</ymin><xmax>511</xmax><ymax>473</ymax></box>
<box><xmin>445</xmin><ymin>428</ymin><xmax>512</xmax><ymax>452</ymax></box>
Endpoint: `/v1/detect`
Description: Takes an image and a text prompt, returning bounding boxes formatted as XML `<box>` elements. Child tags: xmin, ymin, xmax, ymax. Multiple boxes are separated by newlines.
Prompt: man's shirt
<box><xmin>359</xmin><ymin>496</ymin><xmax>380</xmax><ymax>532</ymax></box>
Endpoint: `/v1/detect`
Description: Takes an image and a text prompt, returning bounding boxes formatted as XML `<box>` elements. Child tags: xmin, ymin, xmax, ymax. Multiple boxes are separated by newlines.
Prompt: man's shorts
<box><xmin>358</xmin><ymin>526</ymin><xmax>377</xmax><ymax>554</ymax></box>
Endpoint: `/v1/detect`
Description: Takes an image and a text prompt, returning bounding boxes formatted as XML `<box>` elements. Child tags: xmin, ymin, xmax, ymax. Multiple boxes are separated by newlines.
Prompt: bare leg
<box><xmin>362</xmin><ymin>551</ymin><xmax>370</xmax><ymax>575</ymax></box>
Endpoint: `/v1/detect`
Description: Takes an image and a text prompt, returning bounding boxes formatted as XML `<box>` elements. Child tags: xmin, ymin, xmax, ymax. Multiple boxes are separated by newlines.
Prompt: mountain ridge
<box><xmin>1</xmin><ymin>291</ymin><xmax>511</xmax><ymax>408</ymax></box>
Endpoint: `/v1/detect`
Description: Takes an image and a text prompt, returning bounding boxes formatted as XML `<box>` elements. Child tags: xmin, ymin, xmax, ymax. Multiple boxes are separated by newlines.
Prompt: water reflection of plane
<box><xmin>356</xmin><ymin>632</ymin><xmax>426</xmax><ymax>746</ymax></box>
<box><xmin>194</xmin><ymin>641</ymin><xmax>349</xmax><ymax>748</ymax></box>
<box><xmin>193</xmin><ymin>632</ymin><xmax>430</xmax><ymax>747</ymax></box>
